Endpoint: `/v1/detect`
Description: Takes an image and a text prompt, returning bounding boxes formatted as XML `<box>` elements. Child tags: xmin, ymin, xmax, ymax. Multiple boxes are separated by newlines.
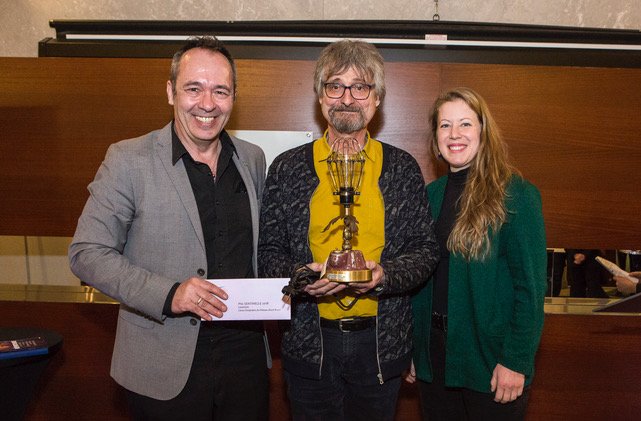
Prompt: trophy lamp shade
<box><xmin>326</xmin><ymin>137</ymin><xmax>366</xmax><ymax>206</ymax></box>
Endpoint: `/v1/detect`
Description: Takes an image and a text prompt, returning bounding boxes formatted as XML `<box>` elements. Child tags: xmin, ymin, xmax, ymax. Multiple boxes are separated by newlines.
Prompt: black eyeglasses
<box><xmin>323</xmin><ymin>82</ymin><xmax>374</xmax><ymax>100</ymax></box>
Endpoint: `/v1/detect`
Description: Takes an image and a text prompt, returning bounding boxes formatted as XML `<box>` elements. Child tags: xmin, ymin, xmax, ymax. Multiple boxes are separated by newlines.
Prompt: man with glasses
<box><xmin>69</xmin><ymin>36</ymin><xmax>268</xmax><ymax>419</ymax></box>
<box><xmin>259</xmin><ymin>39</ymin><xmax>438</xmax><ymax>420</ymax></box>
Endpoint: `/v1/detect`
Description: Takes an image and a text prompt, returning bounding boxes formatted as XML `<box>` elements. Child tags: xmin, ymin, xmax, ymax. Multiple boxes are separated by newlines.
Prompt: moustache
<box><xmin>330</xmin><ymin>105</ymin><xmax>362</xmax><ymax>113</ymax></box>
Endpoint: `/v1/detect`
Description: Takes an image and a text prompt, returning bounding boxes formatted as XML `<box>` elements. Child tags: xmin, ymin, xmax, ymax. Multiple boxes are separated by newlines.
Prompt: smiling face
<box><xmin>319</xmin><ymin>66</ymin><xmax>380</xmax><ymax>143</ymax></box>
<box><xmin>166</xmin><ymin>48</ymin><xmax>234</xmax><ymax>148</ymax></box>
<box><xmin>436</xmin><ymin>99</ymin><xmax>482</xmax><ymax>172</ymax></box>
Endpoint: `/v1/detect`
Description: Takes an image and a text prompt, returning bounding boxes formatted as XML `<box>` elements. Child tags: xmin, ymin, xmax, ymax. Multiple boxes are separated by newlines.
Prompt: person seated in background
<box><xmin>614</xmin><ymin>272</ymin><xmax>641</xmax><ymax>295</ymax></box>
<box><xmin>566</xmin><ymin>249</ymin><xmax>608</xmax><ymax>298</ymax></box>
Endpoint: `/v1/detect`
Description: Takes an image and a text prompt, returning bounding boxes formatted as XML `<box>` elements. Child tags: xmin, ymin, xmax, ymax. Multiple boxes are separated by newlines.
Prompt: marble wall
<box><xmin>1</xmin><ymin>0</ymin><xmax>640</xmax><ymax>57</ymax></box>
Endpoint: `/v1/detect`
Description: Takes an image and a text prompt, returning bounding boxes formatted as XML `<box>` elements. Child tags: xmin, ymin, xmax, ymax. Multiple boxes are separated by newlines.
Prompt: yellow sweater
<box><xmin>309</xmin><ymin>132</ymin><xmax>385</xmax><ymax>319</ymax></box>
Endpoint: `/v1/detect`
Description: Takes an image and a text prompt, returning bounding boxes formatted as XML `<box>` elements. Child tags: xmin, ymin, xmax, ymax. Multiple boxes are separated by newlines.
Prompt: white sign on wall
<box><xmin>228</xmin><ymin>130</ymin><xmax>314</xmax><ymax>169</ymax></box>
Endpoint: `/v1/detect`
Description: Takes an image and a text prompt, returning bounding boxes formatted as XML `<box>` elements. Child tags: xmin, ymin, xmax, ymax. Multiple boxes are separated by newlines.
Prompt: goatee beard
<box><xmin>329</xmin><ymin>106</ymin><xmax>366</xmax><ymax>133</ymax></box>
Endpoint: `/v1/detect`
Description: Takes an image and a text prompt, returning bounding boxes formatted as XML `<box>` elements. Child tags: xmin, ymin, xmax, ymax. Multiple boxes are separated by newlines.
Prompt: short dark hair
<box><xmin>169</xmin><ymin>36</ymin><xmax>237</xmax><ymax>95</ymax></box>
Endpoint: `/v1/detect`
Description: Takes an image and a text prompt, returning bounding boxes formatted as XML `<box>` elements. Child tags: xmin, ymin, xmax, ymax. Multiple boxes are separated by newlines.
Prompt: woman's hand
<box><xmin>490</xmin><ymin>363</ymin><xmax>525</xmax><ymax>403</ymax></box>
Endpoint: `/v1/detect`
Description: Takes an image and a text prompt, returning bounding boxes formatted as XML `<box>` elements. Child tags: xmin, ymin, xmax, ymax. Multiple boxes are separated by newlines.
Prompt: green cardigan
<box><xmin>412</xmin><ymin>174</ymin><xmax>547</xmax><ymax>392</ymax></box>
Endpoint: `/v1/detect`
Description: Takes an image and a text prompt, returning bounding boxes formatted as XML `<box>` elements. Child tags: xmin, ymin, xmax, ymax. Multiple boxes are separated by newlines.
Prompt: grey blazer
<box><xmin>69</xmin><ymin>123</ymin><xmax>266</xmax><ymax>400</ymax></box>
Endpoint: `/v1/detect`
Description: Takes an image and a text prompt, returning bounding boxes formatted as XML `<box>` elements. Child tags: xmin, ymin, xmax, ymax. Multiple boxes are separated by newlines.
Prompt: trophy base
<box><xmin>325</xmin><ymin>249</ymin><xmax>372</xmax><ymax>283</ymax></box>
<box><xmin>326</xmin><ymin>268</ymin><xmax>372</xmax><ymax>283</ymax></box>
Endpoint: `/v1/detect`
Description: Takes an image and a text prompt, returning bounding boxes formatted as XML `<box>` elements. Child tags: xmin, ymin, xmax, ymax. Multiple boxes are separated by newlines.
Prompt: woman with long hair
<box><xmin>407</xmin><ymin>87</ymin><xmax>547</xmax><ymax>420</ymax></box>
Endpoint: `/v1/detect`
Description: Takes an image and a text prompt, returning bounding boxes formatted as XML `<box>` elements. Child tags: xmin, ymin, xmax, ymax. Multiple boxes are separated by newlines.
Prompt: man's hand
<box><xmin>302</xmin><ymin>260</ymin><xmax>384</xmax><ymax>297</ymax></box>
<box><xmin>573</xmin><ymin>253</ymin><xmax>586</xmax><ymax>265</ymax></box>
<box><xmin>172</xmin><ymin>277</ymin><xmax>228</xmax><ymax>320</ymax></box>
<box><xmin>303</xmin><ymin>277</ymin><xmax>347</xmax><ymax>297</ymax></box>
<box><xmin>615</xmin><ymin>271</ymin><xmax>641</xmax><ymax>295</ymax></box>
<box><xmin>490</xmin><ymin>363</ymin><xmax>525</xmax><ymax>403</ymax></box>
<box><xmin>301</xmin><ymin>261</ymin><xmax>347</xmax><ymax>296</ymax></box>
<box><xmin>348</xmin><ymin>260</ymin><xmax>385</xmax><ymax>295</ymax></box>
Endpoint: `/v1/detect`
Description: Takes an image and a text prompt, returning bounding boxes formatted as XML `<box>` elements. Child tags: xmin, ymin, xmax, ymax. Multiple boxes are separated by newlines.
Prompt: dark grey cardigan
<box><xmin>258</xmin><ymin>139</ymin><xmax>439</xmax><ymax>382</ymax></box>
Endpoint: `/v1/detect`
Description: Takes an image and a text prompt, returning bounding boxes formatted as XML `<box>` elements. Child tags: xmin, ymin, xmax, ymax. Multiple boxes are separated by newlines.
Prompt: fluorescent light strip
<box><xmin>64</xmin><ymin>33</ymin><xmax>641</xmax><ymax>51</ymax></box>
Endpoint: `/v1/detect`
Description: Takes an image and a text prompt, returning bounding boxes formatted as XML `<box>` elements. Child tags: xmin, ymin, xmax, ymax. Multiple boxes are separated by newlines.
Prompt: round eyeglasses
<box><xmin>323</xmin><ymin>82</ymin><xmax>374</xmax><ymax>100</ymax></box>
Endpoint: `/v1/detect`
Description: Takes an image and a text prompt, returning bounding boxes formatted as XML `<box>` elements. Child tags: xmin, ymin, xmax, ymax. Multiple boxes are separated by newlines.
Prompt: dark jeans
<box><xmin>125</xmin><ymin>324</ymin><xmax>268</xmax><ymax>421</ymax></box>
<box><xmin>285</xmin><ymin>325</ymin><xmax>401</xmax><ymax>421</ymax></box>
<box><xmin>418</xmin><ymin>326</ymin><xmax>529</xmax><ymax>421</ymax></box>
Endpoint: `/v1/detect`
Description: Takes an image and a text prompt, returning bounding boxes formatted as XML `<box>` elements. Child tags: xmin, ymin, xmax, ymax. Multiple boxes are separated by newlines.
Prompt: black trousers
<box><xmin>418</xmin><ymin>326</ymin><xmax>529</xmax><ymax>421</ymax></box>
<box><xmin>546</xmin><ymin>250</ymin><xmax>566</xmax><ymax>297</ymax></box>
<box><xmin>567</xmin><ymin>250</ymin><xmax>608</xmax><ymax>298</ymax></box>
<box><xmin>125</xmin><ymin>323</ymin><xmax>269</xmax><ymax>421</ymax></box>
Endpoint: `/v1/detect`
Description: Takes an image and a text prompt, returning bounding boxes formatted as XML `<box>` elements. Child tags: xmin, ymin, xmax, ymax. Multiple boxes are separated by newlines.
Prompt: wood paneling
<box><xmin>1</xmin><ymin>56</ymin><xmax>639</xmax><ymax>245</ymax></box>
<box><xmin>0</xmin><ymin>57</ymin><xmax>171</xmax><ymax>237</ymax></box>
<box><xmin>527</xmin><ymin>313</ymin><xmax>641</xmax><ymax>420</ymax></box>
<box><xmin>441</xmin><ymin>64</ymin><xmax>641</xmax><ymax>248</ymax></box>
<box><xmin>2</xmin><ymin>301</ymin><xmax>641</xmax><ymax>420</ymax></box>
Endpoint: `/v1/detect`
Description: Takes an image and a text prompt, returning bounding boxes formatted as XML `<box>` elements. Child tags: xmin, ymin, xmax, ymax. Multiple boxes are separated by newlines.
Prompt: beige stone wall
<box><xmin>1</xmin><ymin>0</ymin><xmax>640</xmax><ymax>57</ymax></box>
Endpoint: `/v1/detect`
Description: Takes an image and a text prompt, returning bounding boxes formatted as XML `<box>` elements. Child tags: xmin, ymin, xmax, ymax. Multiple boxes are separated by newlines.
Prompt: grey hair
<box><xmin>313</xmin><ymin>39</ymin><xmax>386</xmax><ymax>102</ymax></box>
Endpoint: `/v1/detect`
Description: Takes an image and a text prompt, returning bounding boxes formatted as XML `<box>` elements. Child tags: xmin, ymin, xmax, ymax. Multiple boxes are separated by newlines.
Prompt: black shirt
<box><xmin>163</xmin><ymin>124</ymin><xmax>254</xmax><ymax>315</ymax></box>
<box><xmin>171</xmin><ymin>125</ymin><xmax>254</xmax><ymax>279</ymax></box>
<box><xmin>432</xmin><ymin>167</ymin><xmax>469</xmax><ymax>315</ymax></box>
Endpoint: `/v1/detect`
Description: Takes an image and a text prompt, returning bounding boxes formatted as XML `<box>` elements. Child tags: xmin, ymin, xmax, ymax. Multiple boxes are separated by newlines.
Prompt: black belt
<box><xmin>320</xmin><ymin>317</ymin><xmax>375</xmax><ymax>332</ymax></box>
<box><xmin>431</xmin><ymin>312</ymin><xmax>447</xmax><ymax>332</ymax></box>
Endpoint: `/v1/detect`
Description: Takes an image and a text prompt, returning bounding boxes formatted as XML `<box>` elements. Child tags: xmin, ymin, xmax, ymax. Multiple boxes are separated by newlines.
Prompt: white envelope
<box><xmin>204</xmin><ymin>278</ymin><xmax>291</xmax><ymax>321</ymax></box>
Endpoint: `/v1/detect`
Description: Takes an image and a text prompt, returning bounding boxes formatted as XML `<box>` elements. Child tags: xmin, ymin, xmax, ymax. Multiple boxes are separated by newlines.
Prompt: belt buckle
<box><xmin>338</xmin><ymin>318</ymin><xmax>355</xmax><ymax>332</ymax></box>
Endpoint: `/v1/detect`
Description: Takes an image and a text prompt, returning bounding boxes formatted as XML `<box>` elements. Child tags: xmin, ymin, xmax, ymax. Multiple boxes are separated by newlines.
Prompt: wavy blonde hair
<box><xmin>430</xmin><ymin>87</ymin><xmax>518</xmax><ymax>261</ymax></box>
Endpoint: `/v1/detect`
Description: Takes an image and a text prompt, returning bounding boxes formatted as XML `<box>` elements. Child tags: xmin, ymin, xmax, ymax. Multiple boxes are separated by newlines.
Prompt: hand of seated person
<box><xmin>615</xmin><ymin>272</ymin><xmax>641</xmax><ymax>295</ymax></box>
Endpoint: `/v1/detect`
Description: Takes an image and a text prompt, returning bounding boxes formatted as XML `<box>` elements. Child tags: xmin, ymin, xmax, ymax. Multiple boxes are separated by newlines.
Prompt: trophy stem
<box><xmin>342</xmin><ymin>205</ymin><xmax>352</xmax><ymax>251</ymax></box>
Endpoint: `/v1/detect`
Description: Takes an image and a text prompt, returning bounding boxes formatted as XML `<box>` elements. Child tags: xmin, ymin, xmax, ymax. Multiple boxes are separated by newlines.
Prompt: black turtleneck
<box><xmin>432</xmin><ymin>167</ymin><xmax>469</xmax><ymax>315</ymax></box>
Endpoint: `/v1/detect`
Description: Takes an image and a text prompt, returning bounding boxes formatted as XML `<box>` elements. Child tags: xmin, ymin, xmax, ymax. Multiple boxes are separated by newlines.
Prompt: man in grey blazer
<box><xmin>69</xmin><ymin>36</ymin><xmax>268</xmax><ymax>420</ymax></box>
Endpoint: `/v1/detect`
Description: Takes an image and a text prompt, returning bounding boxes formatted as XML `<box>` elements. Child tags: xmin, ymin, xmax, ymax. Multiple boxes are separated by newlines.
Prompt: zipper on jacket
<box><xmin>317</xmin><ymin>311</ymin><xmax>324</xmax><ymax>379</ymax></box>
<box><xmin>375</xmin><ymin>316</ymin><xmax>384</xmax><ymax>384</ymax></box>
<box><xmin>306</xmin><ymin>176</ymin><xmax>324</xmax><ymax>380</ymax></box>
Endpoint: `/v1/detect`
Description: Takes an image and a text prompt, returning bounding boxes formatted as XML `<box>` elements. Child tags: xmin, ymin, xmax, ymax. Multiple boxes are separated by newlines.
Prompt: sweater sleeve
<box><xmin>498</xmin><ymin>180</ymin><xmax>547</xmax><ymax>376</ymax></box>
<box><xmin>258</xmin><ymin>155</ymin><xmax>298</xmax><ymax>279</ymax></box>
<box><xmin>377</xmin><ymin>149</ymin><xmax>439</xmax><ymax>295</ymax></box>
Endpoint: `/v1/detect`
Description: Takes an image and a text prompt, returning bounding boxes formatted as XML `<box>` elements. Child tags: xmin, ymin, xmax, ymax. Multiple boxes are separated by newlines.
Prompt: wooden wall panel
<box><xmin>1</xmin><ymin>56</ymin><xmax>640</xmax><ymax>248</ymax></box>
<box><xmin>0</xmin><ymin>58</ymin><xmax>440</xmax><ymax>237</ymax></box>
<box><xmin>527</xmin><ymin>313</ymin><xmax>641</xmax><ymax>420</ymax></box>
<box><xmin>0</xmin><ymin>57</ymin><xmax>171</xmax><ymax>237</ymax></box>
<box><xmin>440</xmin><ymin>64</ymin><xmax>641</xmax><ymax>249</ymax></box>
<box><xmin>3</xmin><ymin>301</ymin><xmax>641</xmax><ymax>420</ymax></box>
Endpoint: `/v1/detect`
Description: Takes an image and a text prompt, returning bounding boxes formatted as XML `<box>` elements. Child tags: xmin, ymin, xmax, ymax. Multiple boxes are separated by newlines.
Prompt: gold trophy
<box><xmin>323</xmin><ymin>137</ymin><xmax>372</xmax><ymax>283</ymax></box>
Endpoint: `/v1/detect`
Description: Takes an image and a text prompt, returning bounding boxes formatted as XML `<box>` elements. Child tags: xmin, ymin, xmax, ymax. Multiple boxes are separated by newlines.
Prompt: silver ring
<box><xmin>196</xmin><ymin>296</ymin><xmax>203</xmax><ymax>307</ymax></box>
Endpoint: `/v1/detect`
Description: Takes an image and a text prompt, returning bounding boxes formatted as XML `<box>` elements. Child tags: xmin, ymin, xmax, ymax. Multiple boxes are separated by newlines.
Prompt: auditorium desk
<box><xmin>1</xmin><ymin>285</ymin><xmax>640</xmax><ymax>420</ymax></box>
